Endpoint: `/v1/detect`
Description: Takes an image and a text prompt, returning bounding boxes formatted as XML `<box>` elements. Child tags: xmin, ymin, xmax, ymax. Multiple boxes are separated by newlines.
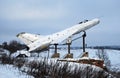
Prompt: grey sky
<box><xmin>0</xmin><ymin>0</ymin><xmax>120</xmax><ymax>46</ymax></box>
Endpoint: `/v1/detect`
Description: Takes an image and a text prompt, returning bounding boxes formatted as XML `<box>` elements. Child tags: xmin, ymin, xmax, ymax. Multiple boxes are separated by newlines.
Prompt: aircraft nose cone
<box><xmin>94</xmin><ymin>18</ymin><xmax>100</xmax><ymax>24</ymax></box>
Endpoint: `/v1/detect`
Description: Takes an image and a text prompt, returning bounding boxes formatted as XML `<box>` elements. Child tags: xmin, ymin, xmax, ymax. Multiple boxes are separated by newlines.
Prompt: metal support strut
<box><xmin>67</xmin><ymin>43</ymin><xmax>71</xmax><ymax>54</ymax></box>
<box><xmin>82</xmin><ymin>31</ymin><xmax>86</xmax><ymax>52</ymax></box>
<box><xmin>64</xmin><ymin>37</ymin><xmax>73</xmax><ymax>58</ymax></box>
<box><xmin>66</xmin><ymin>37</ymin><xmax>72</xmax><ymax>54</ymax></box>
<box><xmin>51</xmin><ymin>44</ymin><xmax>60</xmax><ymax>58</ymax></box>
<box><xmin>54</xmin><ymin>44</ymin><xmax>58</xmax><ymax>53</ymax></box>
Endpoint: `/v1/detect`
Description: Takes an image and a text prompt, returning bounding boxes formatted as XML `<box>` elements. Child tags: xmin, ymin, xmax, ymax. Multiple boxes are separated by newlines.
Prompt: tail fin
<box><xmin>17</xmin><ymin>32</ymin><xmax>44</xmax><ymax>46</ymax></box>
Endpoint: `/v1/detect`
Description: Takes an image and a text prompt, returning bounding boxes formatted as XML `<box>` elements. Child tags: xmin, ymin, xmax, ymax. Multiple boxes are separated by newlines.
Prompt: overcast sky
<box><xmin>0</xmin><ymin>0</ymin><xmax>120</xmax><ymax>46</ymax></box>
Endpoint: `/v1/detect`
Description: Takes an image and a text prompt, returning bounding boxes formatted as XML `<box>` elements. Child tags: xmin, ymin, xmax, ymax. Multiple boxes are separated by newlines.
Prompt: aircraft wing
<box><xmin>51</xmin><ymin>34</ymin><xmax>71</xmax><ymax>44</ymax></box>
<box><xmin>51</xmin><ymin>28</ymin><xmax>78</xmax><ymax>44</ymax></box>
<box><xmin>16</xmin><ymin>32</ymin><xmax>44</xmax><ymax>46</ymax></box>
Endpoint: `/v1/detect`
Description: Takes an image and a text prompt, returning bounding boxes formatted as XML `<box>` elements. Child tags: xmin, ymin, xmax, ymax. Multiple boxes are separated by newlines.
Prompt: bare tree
<box><xmin>2</xmin><ymin>40</ymin><xmax>26</xmax><ymax>55</ymax></box>
<box><xmin>2</xmin><ymin>42</ymin><xmax>8</xmax><ymax>49</ymax></box>
<box><xmin>96</xmin><ymin>48</ymin><xmax>111</xmax><ymax>70</ymax></box>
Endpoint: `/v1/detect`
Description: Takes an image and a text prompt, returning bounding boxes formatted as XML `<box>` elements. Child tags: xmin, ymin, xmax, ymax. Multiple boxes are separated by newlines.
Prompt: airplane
<box><xmin>17</xmin><ymin>18</ymin><xmax>100</xmax><ymax>52</ymax></box>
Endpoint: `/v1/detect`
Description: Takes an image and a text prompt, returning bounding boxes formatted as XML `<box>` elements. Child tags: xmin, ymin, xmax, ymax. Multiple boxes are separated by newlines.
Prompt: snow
<box><xmin>0</xmin><ymin>48</ymin><xmax>10</xmax><ymax>57</ymax></box>
<box><xmin>0</xmin><ymin>64</ymin><xmax>34</xmax><ymax>78</ymax></box>
<box><xmin>65</xmin><ymin>49</ymin><xmax>119</xmax><ymax>66</ymax></box>
<box><xmin>31</xmin><ymin>49</ymin><xmax>120</xmax><ymax>69</ymax></box>
<box><xmin>86</xmin><ymin>49</ymin><xmax>120</xmax><ymax>69</ymax></box>
<box><xmin>23</xmin><ymin>57</ymin><xmax>103</xmax><ymax>72</ymax></box>
<box><xmin>11</xmin><ymin>50</ymin><xmax>30</xmax><ymax>57</ymax></box>
<box><xmin>0</xmin><ymin>48</ymin><xmax>118</xmax><ymax>78</ymax></box>
<box><xmin>0</xmin><ymin>48</ymin><xmax>119</xmax><ymax>78</ymax></box>
<box><xmin>9</xmin><ymin>48</ymin><xmax>120</xmax><ymax>69</ymax></box>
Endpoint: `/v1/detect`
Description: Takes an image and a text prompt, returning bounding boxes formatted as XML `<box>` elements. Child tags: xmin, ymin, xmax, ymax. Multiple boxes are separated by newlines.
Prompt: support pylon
<box><xmin>82</xmin><ymin>31</ymin><xmax>86</xmax><ymax>52</ymax></box>
<box><xmin>64</xmin><ymin>37</ymin><xmax>73</xmax><ymax>58</ymax></box>
<box><xmin>51</xmin><ymin>44</ymin><xmax>60</xmax><ymax>58</ymax></box>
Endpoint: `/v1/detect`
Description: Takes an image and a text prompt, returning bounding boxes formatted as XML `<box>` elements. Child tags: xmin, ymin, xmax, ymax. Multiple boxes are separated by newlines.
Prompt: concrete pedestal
<box><xmin>64</xmin><ymin>53</ymin><xmax>73</xmax><ymax>58</ymax></box>
<box><xmin>51</xmin><ymin>53</ymin><xmax>60</xmax><ymax>58</ymax></box>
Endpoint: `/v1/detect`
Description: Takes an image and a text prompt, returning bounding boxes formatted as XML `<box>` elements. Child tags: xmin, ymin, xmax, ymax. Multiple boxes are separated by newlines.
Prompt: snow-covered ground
<box><xmin>0</xmin><ymin>64</ymin><xmax>34</xmax><ymax>78</ymax></box>
<box><xmin>32</xmin><ymin>49</ymin><xmax>120</xmax><ymax>69</ymax></box>
<box><xmin>11</xmin><ymin>48</ymin><xmax>120</xmax><ymax>69</ymax></box>
<box><xmin>0</xmin><ymin>48</ymin><xmax>119</xmax><ymax>78</ymax></box>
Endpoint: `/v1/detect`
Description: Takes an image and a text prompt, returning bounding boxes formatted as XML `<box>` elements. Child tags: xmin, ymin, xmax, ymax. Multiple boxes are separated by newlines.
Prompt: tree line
<box><xmin>0</xmin><ymin>40</ymin><xmax>27</xmax><ymax>55</ymax></box>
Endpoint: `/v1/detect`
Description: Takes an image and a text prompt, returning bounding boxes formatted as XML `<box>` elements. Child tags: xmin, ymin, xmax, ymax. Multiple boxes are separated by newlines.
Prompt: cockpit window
<box><xmin>79</xmin><ymin>20</ymin><xmax>89</xmax><ymax>24</ymax></box>
<box><xmin>84</xmin><ymin>20</ymin><xmax>88</xmax><ymax>23</ymax></box>
<box><xmin>79</xmin><ymin>22</ymin><xmax>83</xmax><ymax>24</ymax></box>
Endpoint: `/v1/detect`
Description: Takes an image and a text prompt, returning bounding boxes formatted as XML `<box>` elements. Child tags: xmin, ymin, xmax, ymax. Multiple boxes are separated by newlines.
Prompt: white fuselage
<box><xmin>28</xmin><ymin>18</ymin><xmax>100</xmax><ymax>52</ymax></box>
